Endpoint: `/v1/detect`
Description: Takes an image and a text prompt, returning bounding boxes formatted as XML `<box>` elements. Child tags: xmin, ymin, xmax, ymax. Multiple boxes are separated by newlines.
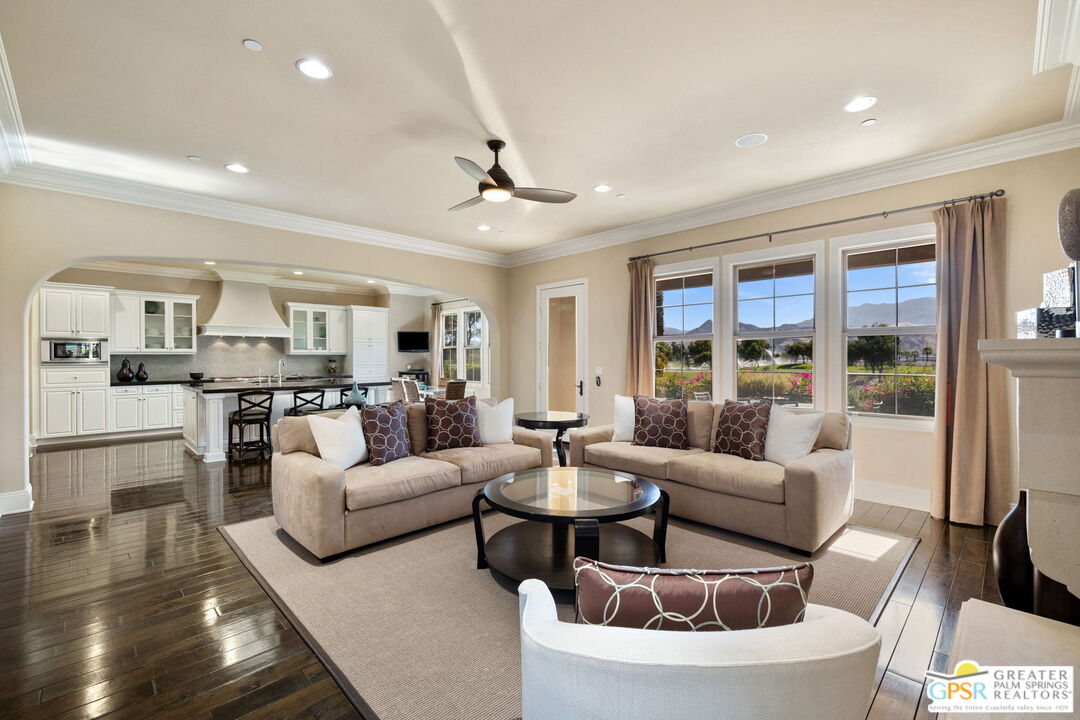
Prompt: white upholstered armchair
<box><xmin>518</xmin><ymin>579</ymin><xmax>881</xmax><ymax>720</ymax></box>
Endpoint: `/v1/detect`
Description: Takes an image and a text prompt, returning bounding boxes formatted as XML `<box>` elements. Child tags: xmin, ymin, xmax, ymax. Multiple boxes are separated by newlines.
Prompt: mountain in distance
<box><xmin>848</xmin><ymin>296</ymin><xmax>935</xmax><ymax>328</ymax></box>
<box><xmin>662</xmin><ymin>319</ymin><xmax>712</xmax><ymax>336</ymax></box>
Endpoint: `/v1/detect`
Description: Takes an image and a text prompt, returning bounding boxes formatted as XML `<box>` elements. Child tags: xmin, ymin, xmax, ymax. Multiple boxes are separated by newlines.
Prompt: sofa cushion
<box><xmin>423</xmin><ymin>444</ymin><xmax>541</xmax><ymax>485</ymax></box>
<box><xmin>713</xmin><ymin>399</ymin><xmax>772</xmax><ymax>461</ymax></box>
<box><xmin>360</xmin><ymin>401</ymin><xmax>412</xmax><ymax>466</ymax></box>
<box><xmin>814</xmin><ymin>411</ymin><xmax>850</xmax><ymax>450</ymax></box>
<box><xmin>667</xmin><ymin>452</ymin><xmax>786</xmax><ymax>504</ymax></box>
<box><xmin>584</xmin><ymin>441</ymin><xmax>705</xmax><ymax>479</ymax></box>
<box><xmin>274</xmin><ymin>411</ymin><xmax>344</xmax><ymax>456</ymax></box>
<box><xmin>345</xmin><ymin>456</ymin><xmax>461</xmax><ymax>511</ymax></box>
<box><xmin>574</xmin><ymin>558</ymin><xmax>813</xmax><ymax>631</ymax></box>
<box><xmin>405</xmin><ymin>402</ymin><xmax>427</xmax><ymax>455</ymax></box>
<box><xmin>425</xmin><ymin>396</ymin><xmax>482</xmax><ymax>451</ymax></box>
<box><xmin>686</xmin><ymin>400</ymin><xmax>715</xmax><ymax>450</ymax></box>
<box><xmin>632</xmin><ymin>396</ymin><xmax>688</xmax><ymax>449</ymax></box>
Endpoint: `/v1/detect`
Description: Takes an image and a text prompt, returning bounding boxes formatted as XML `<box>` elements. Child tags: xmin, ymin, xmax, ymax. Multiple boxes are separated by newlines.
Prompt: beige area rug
<box><xmin>221</xmin><ymin>514</ymin><xmax>916</xmax><ymax>720</ymax></box>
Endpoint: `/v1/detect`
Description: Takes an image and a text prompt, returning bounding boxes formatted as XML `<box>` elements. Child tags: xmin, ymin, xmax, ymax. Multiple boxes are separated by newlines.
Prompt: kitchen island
<box><xmin>182</xmin><ymin>376</ymin><xmax>391</xmax><ymax>463</ymax></box>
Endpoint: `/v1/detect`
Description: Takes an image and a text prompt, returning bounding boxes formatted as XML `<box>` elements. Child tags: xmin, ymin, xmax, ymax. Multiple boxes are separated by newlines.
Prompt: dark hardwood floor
<box><xmin>1</xmin><ymin>437</ymin><xmax>1000</xmax><ymax>719</ymax></box>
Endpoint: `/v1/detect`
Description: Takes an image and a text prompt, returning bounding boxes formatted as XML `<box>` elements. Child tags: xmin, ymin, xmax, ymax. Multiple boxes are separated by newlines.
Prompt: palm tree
<box><xmin>921</xmin><ymin>346</ymin><xmax>933</xmax><ymax>365</ymax></box>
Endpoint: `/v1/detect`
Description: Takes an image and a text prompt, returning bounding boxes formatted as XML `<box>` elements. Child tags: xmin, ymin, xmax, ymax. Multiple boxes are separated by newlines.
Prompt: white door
<box><xmin>537</xmin><ymin>281</ymin><xmax>588</xmax><ymax>413</ymax></box>
<box><xmin>41</xmin><ymin>389</ymin><xmax>77</xmax><ymax>437</ymax></box>
<box><xmin>112</xmin><ymin>294</ymin><xmax>142</xmax><ymax>352</ymax></box>
<box><xmin>77</xmin><ymin>292</ymin><xmax>110</xmax><ymax>337</ymax></box>
<box><xmin>143</xmin><ymin>394</ymin><xmax>172</xmax><ymax>429</ymax></box>
<box><xmin>111</xmin><ymin>394</ymin><xmax>142</xmax><ymax>432</ymax></box>
<box><xmin>77</xmin><ymin>388</ymin><xmax>109</xmax><ymax>434</ymax></box>
<box><xmin>40</xmin><ymin>288</ymin><xmax>76</xmax><ymax>337</ymax></box>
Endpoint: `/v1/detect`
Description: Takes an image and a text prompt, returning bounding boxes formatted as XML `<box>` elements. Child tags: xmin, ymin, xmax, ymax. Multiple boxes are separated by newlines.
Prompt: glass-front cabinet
<box><xmin>141</xmin><ymin>297</ymin><xmax>197</xmax><ymax>354</ymax></box>
<box><xmin>287</xmin><ymin>303</ymin><xmax>346</xmax><ymax>355</ymax></box>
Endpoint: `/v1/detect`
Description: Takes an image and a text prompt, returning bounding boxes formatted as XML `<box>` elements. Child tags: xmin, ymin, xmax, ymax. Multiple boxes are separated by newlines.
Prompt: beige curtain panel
<box><xmin>625</xmin><ymin>258</ymin><xmax>655</xmax><ymax>396</ymax></box>
<box><xmin>430</xmin><ymin>304</ymin><xmax>442</xmax><ymax>386</ymax></box>
<box><xmin>931</xmin><ymin>197</ymin><xmax>1010</xmax><ymax>525</ymax></box>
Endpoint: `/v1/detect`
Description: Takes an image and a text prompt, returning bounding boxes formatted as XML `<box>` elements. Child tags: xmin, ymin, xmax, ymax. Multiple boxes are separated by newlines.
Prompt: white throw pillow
<box><xmin>476</xmin><ymin>397</ymin><xmax>514</xmax><ymax>444</ymax></box>
<box><xmin>308</xmin><ymin>406</ymin><xmax>368</xmax><ymax>470</ymax></box>
<box><xmin>612</xmin><ymin>394</ymin><xmax>635</xmax><ymax>442</ymax></box>
<box><xmin>763</xmin><ymin>405</ymin><xmax>825</xmax><ymax>466</ymax></box>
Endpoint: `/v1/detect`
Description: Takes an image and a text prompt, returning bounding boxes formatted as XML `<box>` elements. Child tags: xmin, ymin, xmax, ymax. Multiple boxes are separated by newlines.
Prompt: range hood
<box><xmin>198</xmin><ymin>270</ymin><xmax>292</xmax><ymax>338</ymax></box>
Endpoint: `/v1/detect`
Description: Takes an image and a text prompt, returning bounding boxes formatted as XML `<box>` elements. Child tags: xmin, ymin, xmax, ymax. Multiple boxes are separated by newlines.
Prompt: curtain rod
<box><xmin>627</xmin><ymin>188</ymin><xmax>1006</xmax><ymax>262</ymax></box>
<box><xmin>431</xmin><ymin>298</ymin><xmax>469</xmax><ymax>306</ymax></box>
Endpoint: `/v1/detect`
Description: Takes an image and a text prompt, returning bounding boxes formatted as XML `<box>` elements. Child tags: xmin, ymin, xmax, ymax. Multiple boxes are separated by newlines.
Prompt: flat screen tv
<box><xmin>397</xmin><ymin>331</ymin><xmax>429</xmax><ymax>353</ymax></box>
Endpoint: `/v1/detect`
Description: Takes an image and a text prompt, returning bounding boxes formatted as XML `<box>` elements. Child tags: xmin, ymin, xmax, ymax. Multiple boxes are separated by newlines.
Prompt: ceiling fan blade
<box><xmin>448</xmin><ymin>195</ymin><xmax>484</xmax><ymax>212</ymax></box>
<box><xmin>513</xmin><ymin>187</ymin><xmax>577</xmax><ymax>204</ymax></box>
<box><xmin>454</xmin><ymin>157</ymin><xmax>494</xmax><ymax>184</ymax></box>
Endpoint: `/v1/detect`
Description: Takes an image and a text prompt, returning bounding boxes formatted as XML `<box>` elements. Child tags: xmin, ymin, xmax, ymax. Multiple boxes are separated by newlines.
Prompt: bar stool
<box><xmin>444</xmin><ymin>380</ymin><xmax>467</xmax><ymax>400</ymax></box>
<box><xmin>285</xmin><ymin>389</ymin><xmax>325</xmax><ymax>416</ymax></box>
<box><xmin>228</xmin><ymin>391</ymin><xmax>273</xmax><ymax>463</ymax></box>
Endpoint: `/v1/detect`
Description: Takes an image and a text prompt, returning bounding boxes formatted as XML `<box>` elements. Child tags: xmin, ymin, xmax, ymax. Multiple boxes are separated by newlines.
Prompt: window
<box><xmin>440</xmin><ymin>306</ymin><xmax>486</xmax><ymax>385</ymax></box>
<box><xmin>734</xmin><ymin>258</ymin><xmax>815</xmax><ymax>407</ymax></box>
<box><xmin>844</xmin><ymin>243</ymin><xmax>936</xmax><ymax>417</ymax></box>
<box><xmin>653</xmin><ymin>271</ymin><xmax>713</xmax><ymax>399</ymax></box>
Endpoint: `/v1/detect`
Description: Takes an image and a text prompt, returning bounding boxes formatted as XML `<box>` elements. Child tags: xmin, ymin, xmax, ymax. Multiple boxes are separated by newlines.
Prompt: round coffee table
<box><xmin>472</xmin><ymin>467</ymin><xmax>669</xmax><ymax>592</ymax></box>
<box><xmin>513</xmin><ymin>411</ymin><xmax>588</xmax><ymax>466</ymax></box>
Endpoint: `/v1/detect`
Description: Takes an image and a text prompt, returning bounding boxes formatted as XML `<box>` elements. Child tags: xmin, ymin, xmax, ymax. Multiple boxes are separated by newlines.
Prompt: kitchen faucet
<box><xmin>277</xmin><ymin>358</ymin><xmax>287</xmax><ymax>384</ymax></box>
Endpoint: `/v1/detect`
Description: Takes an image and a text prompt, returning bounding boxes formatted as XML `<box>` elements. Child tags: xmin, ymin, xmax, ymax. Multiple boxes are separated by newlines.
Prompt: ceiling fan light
<box><xmin>481</xmin><ymin>187</ymin><xmax>512</xmax><ymax>203</ymax></box>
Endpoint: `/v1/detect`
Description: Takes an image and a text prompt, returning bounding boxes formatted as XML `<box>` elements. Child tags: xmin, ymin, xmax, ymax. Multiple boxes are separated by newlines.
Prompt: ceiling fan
<box><xmin>449</xmin><ymin>140</ymin><xmax>576</xmax><ymax>211</ymax></box>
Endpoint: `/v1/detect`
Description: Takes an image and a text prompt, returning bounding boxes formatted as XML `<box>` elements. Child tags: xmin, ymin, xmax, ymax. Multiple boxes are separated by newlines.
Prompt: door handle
<box><xmin>577</xmin><ymin>380</ymin><xmax>584</xmax><ymax>397</ymax></box>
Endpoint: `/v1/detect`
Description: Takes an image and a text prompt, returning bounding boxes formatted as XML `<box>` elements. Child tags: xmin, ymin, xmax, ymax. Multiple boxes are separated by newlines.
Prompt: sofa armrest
<box><xmin>271</xmin><ymin>451</ymin><xmax>347</xmax><ymax>559</ymax></box>
<box><xmin>513</xmin><ymin>426</ymin><xmax>554</xmax><ymax>467</ymax></box>
<box><xmin>568</xmin><ymin>424</ymin><xmax>614</xmax><ymax>467</ymax></box>
<box><xmin>783</xmin><ymin>448</ymin><xmax>855</xmax><ymax>553</ymax></box>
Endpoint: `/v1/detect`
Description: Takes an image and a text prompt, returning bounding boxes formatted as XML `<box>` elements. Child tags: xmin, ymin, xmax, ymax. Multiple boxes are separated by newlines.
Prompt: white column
<box><xmin>202</xmin><ymin>394</ymin><xmax>227</xmax><ymax>463</ymax></box>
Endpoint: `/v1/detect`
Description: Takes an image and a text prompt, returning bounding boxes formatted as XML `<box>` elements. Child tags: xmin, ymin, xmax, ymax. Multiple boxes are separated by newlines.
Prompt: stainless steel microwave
<box><xmin>41</xmin><ymin>338</ymin><xmax>108</xmax><ymax>363</ymax></box>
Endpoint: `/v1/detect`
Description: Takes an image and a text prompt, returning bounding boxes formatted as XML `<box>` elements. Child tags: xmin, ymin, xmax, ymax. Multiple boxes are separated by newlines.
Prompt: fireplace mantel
<box><xmin>979</xmin><ymin>338</ymin><xmax>1080</xmax><ymax>597</ymax></box>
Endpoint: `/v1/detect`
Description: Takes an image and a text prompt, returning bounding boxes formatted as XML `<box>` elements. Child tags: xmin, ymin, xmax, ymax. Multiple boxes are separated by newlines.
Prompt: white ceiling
<box><xmin>0</xmin><ymin>0</ymin><xmax>1075</xmax><ymax>256</ymax></box>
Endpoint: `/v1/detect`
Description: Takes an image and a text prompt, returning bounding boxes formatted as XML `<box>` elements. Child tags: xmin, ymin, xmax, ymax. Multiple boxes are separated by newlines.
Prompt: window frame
<box><xmin>720</xmin><ymin>242</ymin><xmax>826</xmax><ymax>409</ymax></box>
<box><xmin>651</xmin><ymin>258</ymin><xmax>720</xmax><ymax>400</ymax></box>
<box><xmin>827</xmin><ymin>224</ymin><xmax>937</xmax><ymax>430</ymax></box>
<box><xmin>439</xmin><ymin>305</ymin><xmax>488</xmax><ymax>388</ymax></box>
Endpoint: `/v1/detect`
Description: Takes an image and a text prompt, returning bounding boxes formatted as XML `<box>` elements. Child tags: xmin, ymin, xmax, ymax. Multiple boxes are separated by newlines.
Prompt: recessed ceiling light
<box><xmin>843</xmin><ymin>96</ymin><xmax>878</xmax><ymax>113</ymax></box>
<box><xmin>616</xmin><ymin>193</ymin><xmax>627</xmax><ymax>199</ymax></box>
<box><xmin>296</xmin><ymin>58</ymin><xmax>333</xmax><ymax>80</ymax></box>
<box><xmin>293</xmin><ymin>270</ymin><xmax>304</xmax><ymax>275</ymax></box>
<box><xmin>593</xmin><ymin>184</ymin><xmax>613</xmax><ymax>193</ymax></box>
<box><xmin>861</xmin><ymin>118</ymin><xmax>878</xmax><ymax>127</ymax></box>
<box><xmin>477</xmin><ymin>224</ymin><xmax>491</xmax><ymax>231</ymax></box>
<box><xmin>734</xmin><ymin>133</ymin><xmax>768</xmax><ymax>148</ymax></box>
<box><xmin>366</xmin><ymin>279</ymin><xmax>375</xmax><ymax>284</ymax></box>
<box><xmin>204</xmin><ymin>261</ymin><xmax>216</xmax><ymax>265</ymax></box>
<box><xmin>187</xmin><ymin>155</ymin><xmax>203</xmax><ymax>162</ymax></box>
<box><xmin>224</xmin><ymin>162</ymin><xmax>249</xmax><ymax>174</ymax></box>
<box><xmin>242</xmin><ymin>39</ymin><xmax>263</xmax><ymax>52</ymax></box>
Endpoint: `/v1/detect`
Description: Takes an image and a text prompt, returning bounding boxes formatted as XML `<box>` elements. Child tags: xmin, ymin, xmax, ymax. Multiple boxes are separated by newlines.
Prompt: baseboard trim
<box><xmin>0</xmin><ymin>487</ymin><xmax>33</xmax><ymax>517</ymax></box>
<box><xmin>855</xmin><ymin>478</ymin><xmax>931</xmax><ymax>512</ymax></box>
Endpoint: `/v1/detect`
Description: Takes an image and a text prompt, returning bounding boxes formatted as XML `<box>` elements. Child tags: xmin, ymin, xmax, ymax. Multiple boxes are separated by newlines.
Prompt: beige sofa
<box><xmin>272</xmin><ymin>404</ymin><xmax>553</xmax><ymax>559</ymax></box>
<box><xmin>569</xmin><ymin>401</ymin><xmax>853</xmax><ymax>554</ymax></box>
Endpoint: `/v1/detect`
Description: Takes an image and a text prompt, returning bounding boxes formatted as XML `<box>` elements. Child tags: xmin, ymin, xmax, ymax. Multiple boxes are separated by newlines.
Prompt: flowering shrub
<box><xmin>847</xmin><ymin>375</ymin><xmax>934</xmax><ymax>416</ymax></box>
<box><xmin>655</xmin><ymin>371</ymin><xmax>712</xmax><ymax>399</ymax></box>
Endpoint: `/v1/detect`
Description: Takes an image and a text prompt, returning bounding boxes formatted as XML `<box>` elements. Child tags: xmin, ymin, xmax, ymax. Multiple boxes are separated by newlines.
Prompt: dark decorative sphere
<box><xmin>1059</xmin><ymin>188</ymin><xmax>1080</xmax><ymax>261</ymax></box>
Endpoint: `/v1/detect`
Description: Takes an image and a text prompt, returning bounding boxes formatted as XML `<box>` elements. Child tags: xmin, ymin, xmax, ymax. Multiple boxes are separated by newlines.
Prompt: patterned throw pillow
<box><xmin>360</xmin><ymin>401</ymin><xmax>412</xmax><ymax>466</ymax></box>
<box><xmin>713</xmin><ymin>399</ymin><xmax>772</xmax><ymax>461</ymax></box>
<box><xmin>574</xmin><ymin>558</ymin><xmax>813</xmax><ymax>631</ymax></box>
<box><xmin>631</xmin><ymin>396</ymin><xmax>688</xmax><ymax>449</ymax></box>
<box><xmin>425</xmin><ymin>396</ymin><xmax>482</xmax><ymax>452</ymax></box>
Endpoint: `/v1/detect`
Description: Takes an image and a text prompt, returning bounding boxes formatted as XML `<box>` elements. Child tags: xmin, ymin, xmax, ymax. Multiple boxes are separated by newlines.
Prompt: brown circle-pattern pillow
<box><xmin>574</xmin><ymin>557</ymin><xmax>813</xmax><ymax>631</ymax></box>
<box><xmin>425</xmin><ymin>396</ymin><xmax>482</xmax><ymax>452</ymax></box>
<box><xmin>360</xmin><ymin>401</ymin><xmax>412</xmax><ymax>466</ymax></box>
<box><xmin>631</xmin><ymin>396</ymin><xmax>688</xmax><ymax>449</ymax></box>
<box><xmin>713</xmin><ymin>399</ymin><xmax>772</xmax><ymax>461</ymax></box>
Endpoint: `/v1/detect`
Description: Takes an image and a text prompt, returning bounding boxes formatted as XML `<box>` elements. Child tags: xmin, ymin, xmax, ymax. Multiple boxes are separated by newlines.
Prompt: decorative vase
<box><xmin>135</xmin><ymin>363</ymin><xmax>149</xmax><ymax>383</ymax></box>
<box><xmin>347</xmin><ymin>381</ymin><xmax>366</xmax><ymax>406</ymax></box>
<box><xmin>327</xmin><ymin>359</ymin><xmax>337</xmax><ymax>377</ymax></box>
<box><xmin>117</xmin><ymin>358</ymin><xmax>134</xmax><ymax>383</ymax></box>
<box><xmin>992</xmin><ymin>490</ymin><xmax>1034</xmax><ymax>613</ymax></box>
<box><xmin>1058</xmin><ymin>188</ymin><xmax>1080</xmax><ymax>261</ymax></box>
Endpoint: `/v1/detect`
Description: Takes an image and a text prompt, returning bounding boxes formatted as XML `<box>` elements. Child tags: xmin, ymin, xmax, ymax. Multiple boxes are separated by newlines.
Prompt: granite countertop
<box><xmin>110</xmin><ymin>379</ymin><xmax>188</xmax><ymax>387</ymax></box>
<box><xmin>188</xmin><ymin>376</ymin><xmax>391</xmax><ymax>394</ymax></box>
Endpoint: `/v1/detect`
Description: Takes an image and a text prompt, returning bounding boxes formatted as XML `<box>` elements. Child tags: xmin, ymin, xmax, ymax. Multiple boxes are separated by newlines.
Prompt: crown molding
<box><xmin>504</xmin><ymin>120</ymin><xmax>1080</xmax><ymax>267</ymax></box>
<box><xmin>73</xmin><ymin>260</ymin><xmax>216</xmax><ymax>280</ymax></box>
<box><xmin>1067</xmin><ymin>66</ymin><xmax>1080</xmax><ymax>122</ymax></box>
<box><xmin>0</xmin><ymin>34</ymin><xmax>28</xmax><ymax>173</ymax></box>
<box><xmin>268</xmin><ymin>277</ymin><xmax>378</xmax><ymax>295</ymax></box>
<box><xmin>0</xmin><ymin>163</ymin><xmax>509</xmax><ymax>267</ymax></box>
<box><xmin>1034</xmin><ymin>0</ymin><xmax>1080</xmax><ymax>73</ymax></box>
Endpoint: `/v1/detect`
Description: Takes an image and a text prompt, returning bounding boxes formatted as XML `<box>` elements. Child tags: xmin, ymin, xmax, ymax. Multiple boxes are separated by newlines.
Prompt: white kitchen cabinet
<box><xmin>40</xmin><ymin>283</ymin><xmax>112</xmax><ymax>338</ymax></box>
<box><xmin>112</xmin><ymin>291</ymin><xmax>198</xmax><ymax>354</ymax></box>
<box><xmin>40</xmin><ymin>387</ymin><xmax>108</xmax><ymax>438</ymax></box>
<box><xmin>110</xmin><ymin>392</ymin><xmax>142</xmax><ymax>432</ymax></box>
<box><xmin>347</xmin><ymin>306</ymin><xmax>389</xmax><ymax>381</ymax></box>
<box><xmin>108</xmin><ymin>385</ymin><xmax>184</xmax><ymax>432</ymax></box>
<box><xmin>143</xmin><ymin>393</ymin><xmax>173</xmax><ymax>429</ymax></box>
<box><xmin>287</xmin><ymin>303</ymin><xmax>348</xmax><ymax>355</ymax></box>
<box><xmin>77</xmin><ymin>387</ymin><xmax>109</xmax><ymax>435</ymax></box>
<box><xmin>111</xmin><ymin>292</ymin><xmax>142</xmax><ymax>352</ymax></box>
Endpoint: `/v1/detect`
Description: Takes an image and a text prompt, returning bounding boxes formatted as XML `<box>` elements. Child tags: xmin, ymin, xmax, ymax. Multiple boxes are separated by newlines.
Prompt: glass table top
<box><xmin>486</xmin><ymin>467</ymin><xmax>654</xmax><ymax>518</ymax></box>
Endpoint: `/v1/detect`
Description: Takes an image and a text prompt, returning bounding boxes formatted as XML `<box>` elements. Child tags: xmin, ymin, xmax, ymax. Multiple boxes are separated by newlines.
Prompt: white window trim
<box><xmin>439</xmin><ymin>304</ymin><xmax>488</xmax><ymax>389</ymax></box>
<box><xmin>653</xmin><ymin>258</ymin><xmax>720</xmax><ymax>399</ymax></box>
<box><xmin>827</xmin><ymin>223</ymin><xmax>937</xmax><ymax>430</ymax></box>
<box><xmin>720</xmin><ymin>241</ymin><xmax>826</xmax><ymax>408</ymax></box>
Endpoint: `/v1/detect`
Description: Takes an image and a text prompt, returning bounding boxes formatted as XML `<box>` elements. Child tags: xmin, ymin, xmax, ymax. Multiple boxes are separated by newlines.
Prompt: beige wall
<box><xmin>386</xmin><ymin>293</ymin><xmax>433</xmax><ymax>378</ymax></box>
<box><xmin>0</xmin><ymin>184</ymin><xmax>508</xmax><ymax>500</ymax></box>
<box><xmin>507</xmin><ymin>148</ymin><xmax>1080</xmax><ymax>498</ymax></box>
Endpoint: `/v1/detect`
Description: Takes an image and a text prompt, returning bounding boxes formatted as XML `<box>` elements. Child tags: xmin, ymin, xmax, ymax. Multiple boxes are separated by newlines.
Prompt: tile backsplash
<box><xmin>110</xmin><ymin>336</ymin><xmax>344</xmax><ymax>381</ymax></box>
